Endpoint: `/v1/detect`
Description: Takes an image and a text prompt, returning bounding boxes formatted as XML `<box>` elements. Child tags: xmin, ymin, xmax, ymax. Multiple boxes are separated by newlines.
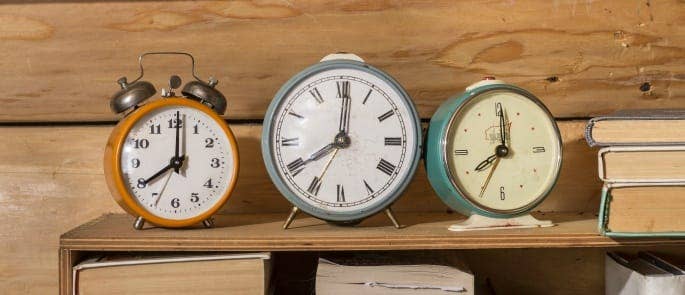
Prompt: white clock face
<box><xmin>269</xmin><ymin>67</ymin><xmax>418</xmax><ymax>214</ymax></box>
<box><xmin>445</xmin><ymin>89</ymin><xmax>561</xmax><ymax>212</ymax></box>
<box><xmin>120</xmin><ymin>105</ymin><xmax>237</xmax><ymax>220</ymax></box>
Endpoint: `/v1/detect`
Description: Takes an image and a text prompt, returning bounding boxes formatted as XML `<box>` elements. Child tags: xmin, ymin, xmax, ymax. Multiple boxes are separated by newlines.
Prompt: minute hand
<box><xmin>496</xmin><ymin>103</ymin><xmax>506</xmax><ymax>146</ymax></box>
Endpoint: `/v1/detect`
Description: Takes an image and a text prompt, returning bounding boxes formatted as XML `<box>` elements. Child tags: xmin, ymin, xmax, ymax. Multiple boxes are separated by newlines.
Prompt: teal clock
<box><xmin>426</xmin><ymin>78</ymin><xmax>562</xmax><ymax>221</ymax></box>
<box><xmin>262</xmin><ymin>53</ymin><xmax>421</xmax><ymax>229</ymax></box>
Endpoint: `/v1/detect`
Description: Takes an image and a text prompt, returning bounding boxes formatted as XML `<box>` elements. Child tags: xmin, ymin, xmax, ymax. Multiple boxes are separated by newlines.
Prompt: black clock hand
<box><xmin>174</xmin><ymin>111</ymin><xmax>181</xmax><ymax>173</ymax></box>
<box><xmin>496</xmin><ymin>102</ymin><xmax>506</xmax><ymax>146</ymax></box>
<box><xmin>144</xmin><ymin>155</ymin><xmax>185</xmax><ymax>185</ymax></box>
<box><xmin>305</xmin><ymin>143</ymin><xmax>336</xmax><ymax>163</ymax></box>
<box><xmin>474</xmin><ymin>154</ymin><xmax>497</xmax><ymax>172</ymax></box>
<box><xmin>338</xmin><ymin>82</ymin><xmax>351</xmax><ymax>134</ymax></box>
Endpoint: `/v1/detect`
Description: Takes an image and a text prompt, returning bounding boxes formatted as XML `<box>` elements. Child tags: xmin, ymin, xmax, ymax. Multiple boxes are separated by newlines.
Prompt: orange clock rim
<box><xmin>107</xmin><ymin>97</ymin><xmax>239</xmax><ymax>227</ymax></box>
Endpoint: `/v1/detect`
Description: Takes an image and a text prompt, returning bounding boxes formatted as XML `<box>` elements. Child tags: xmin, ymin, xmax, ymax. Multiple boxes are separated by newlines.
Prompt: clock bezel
<box><xmin>430</xmin><ymin>83</ymin><xmax>562</xmax><ymax>217</ymax></box>
<box><xmin>261</xmin><ymin>59</ymin><xmax>422</xmax><ymax>223</ymax></box>
<box><xmin>104</xmin><ymin>97</ymin><xmax>240</xmax><ymax>228</ymax></box>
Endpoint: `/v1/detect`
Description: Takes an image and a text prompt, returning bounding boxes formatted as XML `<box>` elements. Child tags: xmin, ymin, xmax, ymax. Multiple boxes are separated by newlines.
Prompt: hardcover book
<box><xmin>585</xmin><ymin>109</ymin><xmax>685</xmax><ymax>147</ymax></box>
<box><xmin>598</xmin><ymin>146</ymin><xmax>685</xmax><ymax>183</ymax></box>
<box><xmin>599</xmin><ymin>183</ymin><xmax>685</xmax><ymax>237</ymax></box>
<box><xmin>73</xmin><ymin>252</ymin><xmax>271</xmax><ymax>295</ymax></box>
<box><xmin>606</xmin><ymin>252</ymin><xmax>685</xmax><ymax>295</ymax></box>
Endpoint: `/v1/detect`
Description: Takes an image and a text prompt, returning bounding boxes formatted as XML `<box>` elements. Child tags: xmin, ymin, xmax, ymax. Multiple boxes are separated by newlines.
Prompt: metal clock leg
<box><xmin>202</xmin><ymin>217</ymin><xmax>215</xmax><ymax>228</ymax></box>
<box><xmin>384</xmin><ymin>207</ymin><xmax>401</xmax><ymax>229</ymax></box>
<box><xmin>283</xmin><ymin>206</ymin><xmax>300</xmax><ymax>230</ymax></box>
<box><xmin>133</xmin><ymin>216</ymin><xmax>145</xmax><ymax>230</ymax></box>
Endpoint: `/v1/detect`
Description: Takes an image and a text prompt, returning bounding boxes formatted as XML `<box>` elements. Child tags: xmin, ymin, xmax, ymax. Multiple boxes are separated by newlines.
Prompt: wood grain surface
<box><xmin>1</xmin><ymin>0</ymin><xmax>683</xmax><ymax>122</ymax></box>
<box><xmin>1</xmin><ymin>120</ymin><xmax>598</xmax><ymax>293</ymax></box>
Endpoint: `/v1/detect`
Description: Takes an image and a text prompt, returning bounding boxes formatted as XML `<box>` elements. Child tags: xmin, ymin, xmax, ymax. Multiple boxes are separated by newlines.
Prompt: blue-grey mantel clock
<box><xmin>262</xmin><ymin>53</ymin><xmax>422</xmax><ymax>229</ymax></box>
<box><xmin>426</xmin><ymin>78</ymin><xmax>562</xmax><ymax>222</ymax></box>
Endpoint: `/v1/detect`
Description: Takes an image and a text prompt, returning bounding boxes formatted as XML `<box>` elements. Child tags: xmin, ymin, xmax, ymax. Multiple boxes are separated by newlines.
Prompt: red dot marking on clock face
<box><xmin>520</xmin><ymin>184</ymin><xmax>523</xmax><ymax>188</ymax></box>
<box><xmin>533</xmin><ymin>168</ymin><xmax>537</xmax><ymax>173</ymax></box>
<box><xmin>464</xmin><ymin>129</ymin><xmax>468</xmax><ymax>132</ymax></box>
<box><xmin>516</xmin><ymin>112</ymin><xmax>520</xmax><ymax>116</ymax></box>
<box><xmin>478</xmin><ymin>113</ymin><xmax>481</xmax><ymax>117</ymax></box>
<box><xmin>531</xmin><ymin>127</ymin><xmax>535</xmax><ymax>131</ymax></box>
<box><xmin>466</xmin><ymin>171</ymin><xmax>470</xmax><ymax>175</ymax></box>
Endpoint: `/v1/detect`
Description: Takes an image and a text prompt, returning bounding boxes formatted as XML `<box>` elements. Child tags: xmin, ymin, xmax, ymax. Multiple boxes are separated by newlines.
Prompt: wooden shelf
<box><xmin>60</xmin><ymin>212</ymin><xmax>685</xmax><ymax>252</ymax></box>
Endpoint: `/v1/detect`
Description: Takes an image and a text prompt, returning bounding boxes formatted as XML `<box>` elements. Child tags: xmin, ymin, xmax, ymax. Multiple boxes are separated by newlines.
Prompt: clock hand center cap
<box><xmin>170</xmin><ymin>155</ymin><xmax>185</xmax><ymax>170</ymax></box>
<box><xmin>334</xmin><ymin>131</ymin><xmax>351</xmax><ymax>149</ymax></box>
<box><xmin>495</xmin><ymin>145</ymin><xmax>509</xmax><ymax>157</ymax></box>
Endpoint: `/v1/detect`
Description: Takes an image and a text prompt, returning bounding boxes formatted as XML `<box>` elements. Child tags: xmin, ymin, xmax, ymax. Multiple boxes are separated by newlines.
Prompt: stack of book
<box><xmin>586</xmin><ymin>110</ymin><xmax>685</xmax><ymax>237</ymax></box>
<box><xmin>606</xmin><ymin>251</ymin><xmax>685</xmax><ymax>294</ymax></box>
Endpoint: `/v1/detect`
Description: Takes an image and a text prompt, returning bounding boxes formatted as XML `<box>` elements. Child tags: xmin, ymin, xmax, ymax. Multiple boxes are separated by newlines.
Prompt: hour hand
<box><xmin>474</xmin><ymin>154</ymin><xmax>497</xmax><ymax>172</ymax></box>
<box><xmin>496</xmin><ymin>102</ymin><xmax>506</xmax><ymax>146</ymax></box>
<box><xmin>306</xmin><ymin>143</ymin><xmax>336</xmax><ymax>163</ymax></box>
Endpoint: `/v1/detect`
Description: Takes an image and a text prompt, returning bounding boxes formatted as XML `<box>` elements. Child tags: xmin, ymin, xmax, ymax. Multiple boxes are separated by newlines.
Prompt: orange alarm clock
<box><xmin>104</xmin><ymin>52</ymin><xmax>239</xmax><ymax>229</ymax></box>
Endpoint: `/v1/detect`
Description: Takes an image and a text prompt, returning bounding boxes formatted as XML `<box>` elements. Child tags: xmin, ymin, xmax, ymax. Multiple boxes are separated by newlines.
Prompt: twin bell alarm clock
<box><xmin>261</xmin><ymin>53</ymin><xmax>422</xmax><ymax>229</ymax></box>
<box><xmin>425</xmin><ymin>78</ymin><xmax>562</xmax><ymax>230</ymax></box>
<box><xmin>104</xmin><ymin>52</ymin><xmax>239</xmax><ymax>229</ymax></box>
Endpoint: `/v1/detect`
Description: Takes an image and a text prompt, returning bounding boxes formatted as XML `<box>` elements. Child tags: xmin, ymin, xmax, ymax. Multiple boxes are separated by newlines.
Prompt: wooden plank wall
<box><xmin>1</xmin><ymin>0</ymin><xmax>683</xmax><ymax>293</ymax></box>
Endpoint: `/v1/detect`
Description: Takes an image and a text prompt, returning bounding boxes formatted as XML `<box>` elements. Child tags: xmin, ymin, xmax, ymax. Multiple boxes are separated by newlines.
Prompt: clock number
<box><xmin>136</xmin><ymin>178</ymin><xmax>146</xmax><ymax>189</ymax></box>
<box><xmin>533</xmin><ymin>146</ymin><xmax>546</xmax><ymax>153</ymax></box>
<box><xmin>307</xmin><ymin>176</ymin><xmax>322</xmax><ymax>196</ymax></box>
<box><xmin>286</xmin><ymin>158</ymin><xmax>305</xmax><ymax>176</ymax></box>
<box><xmin>191</xmin><ymin>193</ymin><xmax>199</xmax><ymax>203</ymax></box>
<box><xmin>168</xmin><ymin>118</ymin><xmax>183</xmax><ymax>129</ymax></box>
<box><xmin>377</xmin><ymin>110</ymin><xmax>395</xmax><ymax>122</ymax></box>
<box><xmin>281</xmin><ymin>137</ymin><xmax>299</xmax><ymax>147</ymax></box>
<box><xmin>149</xmin><ymin>124</ymin><xmax>161</xmax><ymax>134</ymax></box>
<box><xmin>363</xmin><ymin>180</ymin><xmax>374</xmax><ymax>194</ymax></box>
<box><xmin>500</xmin><ymin>186</ymin><xmax>506</xmax><ymax>200</ymax></box>
<box><xmin>131</xmin><ymin>158</ymin><xmax>140</xmax><ymax>168</ymax></box>
<box><xmin>454</xmin><ymin>149</ymin><xmax>469</xmax><ymax>156</ymax></box>
<box><xmin>132</xmin><ymin>139</ymin><xmax>149</xmax><ymax>149</ymax></box>
<box><xmin>336</xmin><ymin>184</ymin><xmax>345</xmax><ymax>202</ymax></box>
<box><xmin>193</xmin><ymin>124</ymin><xmax>199</xmax><ymax>134</ymax></box>
<box><xmin>336</xmin><ymin>81</ymin><xmax>350</xmax><ymax>98</ymax></box>
<box><xmin>362</xmin><ymin>88</ymin><xmax>372</xmax><ymax>105</ymax></box>
<box><xmin>171</xmin><ymin>198</ymin><xmax>180</xmax><ymax>208</ymax></box>
<box><xmin>309</xmin><ymin>87</ymin><xmax>324</xmax><ymax>104</ymax></box>
<box><xmin>203</xmin><ymin>178</ymin><xmax>213</xmax><ymax>188</ymax></box>
<box><xmin>376</xmin><ymin>158</ymin><xmax>396</xmax><ymax>176</ymax></box>
<box><xmin>384</xmin><ymin>137</ymin><xmax>402</xmax><ymax>146</ymax></box>
<box><xmin>205</xmin><ymin>138</ymin><xmax>214</xmax><ymax>148</ymax></box>
<box><xmin>210</xmin><ymin>158</ymin><xmax>221</xmax><ymax>168</ymax></box>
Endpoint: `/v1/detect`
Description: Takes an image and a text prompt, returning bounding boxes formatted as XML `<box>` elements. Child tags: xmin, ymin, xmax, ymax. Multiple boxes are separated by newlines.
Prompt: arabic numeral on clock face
<box><xmin>204</xmin><ymin>178</ymin><xmax>213</xmax><ymax>188</ymax></box>
<box><xmin>500</xmin><ymin>186</ymin><xmax>506</xmax><ymax>200</ymax></box>
<box><xmin>533</xmin><ymin>146</ymin><xmax>546</xmax><ymax>153</ymax></box>
<box><xmin>210</xmin><ymin>158</ymin><xmax>221</xmax><ymax>168</ymax></box>
<box><xmin>191</xmin><ymin>193</ymin><xmax>199</xmax><ymax>203</ymax></box>
<box><xmin>132</xmin><ymin>138</ymin><xmax>149</xmax><ymax>149</ymax></box>
<box><xmin>171</xmin><ymin>198</ymin><xmax>180</xmax><ymax>208</ymax></box>
<box><xmin>193</xmin><ymin>124</ymin><xmax>199</xmax><ymax>134</ymax></box>
<box><xmin>131</xmin><ymin>158</ymin><xmax>140</xmax><ymax>168</ymax></box>
<box><xmin>137</xmin><ymin>178</ymin><xmax>146</xmax><ymax>188</ymax></box>
<box><xmin>149</xmin><ymin>124</ymin><xmax>161</xmax><ymax>134</ymax></box>
<box><xmin>167</xmin><ymin>118</ymin><xmax>183</xmax><ymax>128</ymax></box>
<box><xmin>454</xmin><ymin>149</ymin><xmax>468</xmax><ymax>156</ymax></box>
<box><xmin>205</xmin><ymin>138</ymin><xmax>214</xmax><ymax>148</ymax></box>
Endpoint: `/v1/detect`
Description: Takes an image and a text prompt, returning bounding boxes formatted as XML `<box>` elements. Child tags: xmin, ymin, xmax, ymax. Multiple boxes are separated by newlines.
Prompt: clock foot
<box><xmin>202</xmin><ymin>217</ymin><xmax>215</xmax><ymax>228</ymax></box>
<box><xmin>384</xmin><ymin>208</ymin><xmax>402</xmax><ymax>229</ymax></box>
<box><xmin>448</xmin><ymin>214</ymin><xmax>554</xmax><ymax>232</ymax></box>
<box><xmin>133</xmin><ymin>216</ymin><xmax>145</xmax><ymax>230</ymax></box>
<box><xmin>283</xmin><ymin>206</ymin><xmax>300</xmax><ymax>230</ymax></box>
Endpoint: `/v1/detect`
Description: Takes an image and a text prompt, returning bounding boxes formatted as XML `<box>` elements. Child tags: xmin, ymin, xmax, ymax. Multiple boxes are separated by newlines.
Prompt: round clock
<box><xmin>262</xmin><ymin>53</ymin><xmax>421</xmax><ymax>225</ymax></box>
<box><xmin>425</xmin><ymin>78</ymin><xmax>562</xmax><ymax>218</ymax></box>
<box><xmin>104</xmin><ymin>52</ymin><xmax>239</xmax><ymax>229</ymax></box>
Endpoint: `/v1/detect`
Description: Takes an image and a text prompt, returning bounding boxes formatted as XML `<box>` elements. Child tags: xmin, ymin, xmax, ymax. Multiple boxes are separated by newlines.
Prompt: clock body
<box><xmin>262</xmin><ymin>55</ymin><xmax>421</xmax><ymax>223</ymax></box>
<box><xmin>425</xmin><ymin>80</ymin><xmax>562</xmax><ymax>218</ymax></box>
<box><xmin>104</xmin><ymin>97</ymin><xmax>239</xmax><ymax>227</ymax></box>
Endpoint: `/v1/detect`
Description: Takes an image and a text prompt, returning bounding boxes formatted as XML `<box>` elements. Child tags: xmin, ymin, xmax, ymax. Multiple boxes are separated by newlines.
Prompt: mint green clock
<box><xmin>425</xmin><ymin>79</ymin><xmax>562</xmax><ymax>218</ymax></box>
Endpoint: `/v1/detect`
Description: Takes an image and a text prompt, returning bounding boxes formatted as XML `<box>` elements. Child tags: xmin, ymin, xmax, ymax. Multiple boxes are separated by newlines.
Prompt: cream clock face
<box><xmin>445</xmin><ymin>90</ymin><xmax>561</xmax><ymax>212</ymax></box>
<box><xmin>269</xmin><ymin>67</ymin><xmax>419</xmax><ymax>214</ymax></box>
<box><xmin>120</xmin><ymin>105</ymin><xmax>237</xmax><ymax>220</ymax></box>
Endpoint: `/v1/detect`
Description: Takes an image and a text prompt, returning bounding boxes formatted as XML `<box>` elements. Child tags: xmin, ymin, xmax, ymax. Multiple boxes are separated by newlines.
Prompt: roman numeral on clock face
<box><xmin>307</xmin><ymin>176</ymin><xmax>322</xmax><ymax>196</ymax></box>
<box><xmin>378</xmin><ymin>110</ymin><xmax>395</xmax><ymax>122</ymax></box>
<box><xmin>376</xmin><ymin>158</ymin><xmax>396</xmax><ymax>176</ymax></box>
<box><xmin>336</xmin><ymin>81</ymin><xmax>350</xmax><ymax>98</ymax></box>
<box><xmin>281</xmin><ymin>137</ymin><xmax>299</xmax><ymax>146</ymax></box>
<box><xmin>532</xmin><ymin>146</ymin><xmax>546</xmax><ymax>153</ymax></box>
<box><xmin>454</xmin><ymin>149</ymin><xmax>468</xmax><ymax>155</ymax></box>
<box><xmin>287</xmin><ymin>158</ymin><xmax>305</xmax><ymax>176</ymax></box>
<box><xmin>362</xmin><ymin>89</ymin><xmax>372</xmax><ymax>105</ymax></box>
<box><xmin>384</xmin><ymin>137</ymin><xmax>402</xmax><ymax>146</ymax></box>
<box><xmin>336</xmin><ymin>184</ymin><xmax>345</xmax><ymax>202</ymax></box>
<box><xmin>309</xmin><ymin>87</ymin><xmax>324</xmax><ymax>104</ymax></box>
